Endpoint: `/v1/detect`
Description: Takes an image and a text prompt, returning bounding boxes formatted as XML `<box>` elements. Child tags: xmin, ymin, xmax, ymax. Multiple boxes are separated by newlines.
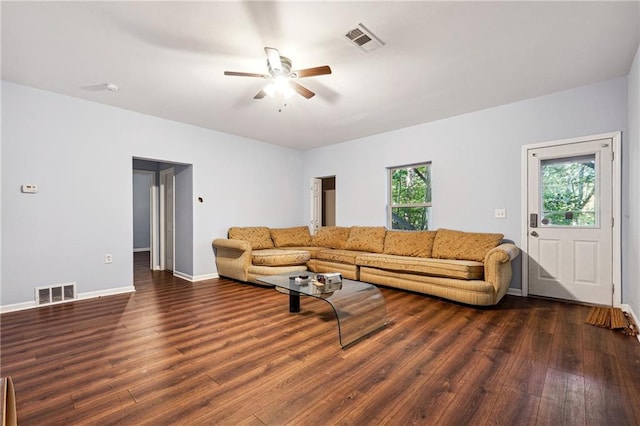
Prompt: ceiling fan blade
<box><xmin>290</xmin><ymin>81</ymin><xmax>315</xmax><ymax>99</ymax></box>
<box><xmin>264</xmin><ymin>47</ymin><xmax>283</xmax><ymax>74</ymax></box>
<box><xmin>254</xmin><ymin>90</ymin><xmax>267</xmax><ymax>99</ymax></box>
<box><xmin>224</xmin><ymin>71</ymin><xmax>269</xmax><ymax>78</ymax></box>
<box><xmin>292</xmin><ymin>66</ymin><xmax>332</xmax><ymax>78</ymax></box>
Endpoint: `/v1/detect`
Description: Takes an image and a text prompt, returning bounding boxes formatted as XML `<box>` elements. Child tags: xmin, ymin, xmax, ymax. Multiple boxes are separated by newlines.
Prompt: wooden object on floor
<box><xmin>585</xmin><ymin>306</ymin><xmax>638</xmax><ymax>336</ymax></box>
<box><xmin>1</xmin><ymin>377</ymin><xmax>17</xmax><ymax>426</ymax></box>
<box><xmin>1</xmin><ymin>251</ymin><xmax>640</xmax><ymax>424</ymax></box>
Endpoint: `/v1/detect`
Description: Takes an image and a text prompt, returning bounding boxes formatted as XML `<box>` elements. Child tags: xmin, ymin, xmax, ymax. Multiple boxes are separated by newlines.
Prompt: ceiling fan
<box><xmin>224</xmin><ymin>47</ymin><xmax>332</xmax><ymax>100</ymax></box>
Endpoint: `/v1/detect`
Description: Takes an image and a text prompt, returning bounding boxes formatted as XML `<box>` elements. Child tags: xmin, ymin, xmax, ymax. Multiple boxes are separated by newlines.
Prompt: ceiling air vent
<box><xmin>345</xmin><ymin>23</ymin><xmax>385</xmax><ymax>53</ymax></box>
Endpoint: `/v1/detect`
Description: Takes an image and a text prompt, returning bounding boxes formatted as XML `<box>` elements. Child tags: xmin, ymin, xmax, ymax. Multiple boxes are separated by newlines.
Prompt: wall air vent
<box><xmin>35</xmin><ymin>282</ymin><xmax>77</xmax><ymax>306</ymax></box>
<box><xmin>345</xmin><ymin>23</ymin><xmax>385</xmax><ymax>53</ymax></box>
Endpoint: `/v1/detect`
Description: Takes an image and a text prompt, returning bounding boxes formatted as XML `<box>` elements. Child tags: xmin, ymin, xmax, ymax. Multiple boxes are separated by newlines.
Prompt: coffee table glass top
<box><xmin>257</xmin><ymin>272</ymin><xmax>387</xmax><ymax>347</ymax></box>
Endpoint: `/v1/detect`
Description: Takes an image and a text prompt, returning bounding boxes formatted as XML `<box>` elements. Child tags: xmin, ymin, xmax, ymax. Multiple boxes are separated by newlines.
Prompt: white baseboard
<box><xmin>507</xmin><ymin>288</ymin><xmax>523</xmax><ymax>297</ymax></box>
<box><xmin>620</xmin><ymin>304</ymin><xmax>640</xmax><ymax>343</ymax></box>
<box><xmin>0</xmin><ymin>301</ymin><xmax>36</xmax><ymax>314</ymax></box>
<box><xmin>78</xmin><ymin>286</ymin><xmax>136</xmax><ymax>300</ymax></box>
<box><xmin>173</xmin><ymin>271</ymin><xmax>219</xmax><ymax>282</ymax></box>
<box><xmin>194</xmin><ymin>273</ymin><xmax>219</xmax><ymax>282</ymax></box>
<box><xmin>0</xmin><ymin>285</ymin><xmax>136</xmax><ymax>314</ymax></box>
<box><xmin>133</xmin><ymin>247</ymin><xmax>151</xmax><ymax>253</ymax></box>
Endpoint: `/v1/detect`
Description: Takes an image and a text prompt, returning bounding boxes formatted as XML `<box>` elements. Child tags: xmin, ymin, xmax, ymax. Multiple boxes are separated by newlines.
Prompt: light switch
<box><xmin>494</xmin><ymin>209</ymin><xmax>507</xmax><ymax>219</ymax></box>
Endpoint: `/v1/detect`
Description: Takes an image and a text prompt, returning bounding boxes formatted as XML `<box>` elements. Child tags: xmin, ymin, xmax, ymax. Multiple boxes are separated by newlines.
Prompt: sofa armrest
<box><xmin>212</xmin><ymin>238</ymin><xmax>252</xmax><ymax>282</ymax></box>
<box><xmin>485</xmin><ymin>243</ymin><xmax>520</xmax><ymax>263</ymax></box>
<box><xmin>483</xmin><ymin>243</ymin><xmax>520</xmax><ymax>302</ymax></box>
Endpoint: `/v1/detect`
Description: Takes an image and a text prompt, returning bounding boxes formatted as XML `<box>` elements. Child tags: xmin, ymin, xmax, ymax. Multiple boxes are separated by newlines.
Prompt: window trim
<box><xmin>387</xmin><ymin>162</ymin><xmax>432</xmax><ymax>230</ymax></box>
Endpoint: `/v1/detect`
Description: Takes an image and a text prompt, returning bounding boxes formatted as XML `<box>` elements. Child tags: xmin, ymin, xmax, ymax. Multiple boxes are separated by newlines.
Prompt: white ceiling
<box><xmin>2</xmin><ymin>1</ymin><xmax>639</xmax><ymax>150</ymax></box>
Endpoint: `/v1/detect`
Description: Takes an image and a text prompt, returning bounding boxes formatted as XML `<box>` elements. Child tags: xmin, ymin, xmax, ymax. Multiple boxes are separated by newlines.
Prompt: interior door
<box><xmin>526</xmin><ymin>138</ymin><xmax>613</xmax><ymax>305</ymax></box>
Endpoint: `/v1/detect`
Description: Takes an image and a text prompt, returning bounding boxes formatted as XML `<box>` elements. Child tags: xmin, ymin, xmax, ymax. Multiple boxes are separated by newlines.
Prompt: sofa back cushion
<box><xmin>383</xmin><ymin>230</ymin><xmax>437</xmax><ymax>258</ymax></box>
<box><xmin>228</xmin><ymin>227</ymin><xmax>274</xmax><ymax>250</ymax></box>
<box><xmin>431</xmin><ymin>229</ymin><xmax>503</xmax><ymax>262</ymax></box>
<box><xmin>312</xmin><ymin>226</ymin><xmax>351</xmax><ymax>249</ymax></box>
<box><xmin>270</xmin><ymin>226</ymin><xmax>313</xmax><ymax>247</ymax></box>
<box><xmin>344</xmin><ymin>226</ymin><xmax>387</xmax><ymax>253</ymax></box>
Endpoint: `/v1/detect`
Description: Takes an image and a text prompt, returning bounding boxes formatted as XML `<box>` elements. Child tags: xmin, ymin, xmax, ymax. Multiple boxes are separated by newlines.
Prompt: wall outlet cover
<box><xmin>21</xmin><ymin>184</ymin><xmax>38</xmax><ymax>193</ymax></box>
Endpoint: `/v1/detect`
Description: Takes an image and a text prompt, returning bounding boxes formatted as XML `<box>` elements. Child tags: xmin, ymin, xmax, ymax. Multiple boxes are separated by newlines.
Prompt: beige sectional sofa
<box><xmin>212</xmin><ymin>226</ymin><xmax>520</xmax><ymax>306</ymax></box>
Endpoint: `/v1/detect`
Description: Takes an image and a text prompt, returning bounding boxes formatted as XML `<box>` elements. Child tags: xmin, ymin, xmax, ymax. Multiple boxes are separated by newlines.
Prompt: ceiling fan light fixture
<box><xmin>283</xmin><ymin>84</ymin><xmax>295</xmax><ymax>99</ymax></box>
<box><xmin>275</xmin><ymin>75</ymin><xmax>289</xmax><ymax>89</ymax></box>
<box><xmin>225</xmin><ymin>47</ymin><xmax>329</xmax><ymax>101</ymax></box>
<box><xmin>263</xmin><ymin>83</ymin><xmax>277</xmax><ymax>98</ymax></box>
<box><xmin>263</xmin><ymin>76</ymin><xmax>295</xmax><ymax>99</ymax></box>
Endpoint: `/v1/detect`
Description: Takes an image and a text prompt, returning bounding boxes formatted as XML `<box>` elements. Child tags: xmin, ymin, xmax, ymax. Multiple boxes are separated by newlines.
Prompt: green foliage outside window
<box><xmin>541</xmin><ymin>156</ymin><xmax>596</xmax><ymax>226</ymax></box>
<box><xmin>389</xmin><ymin>164</ymin><xmax>431</xmax><ymax>230</ymax></box>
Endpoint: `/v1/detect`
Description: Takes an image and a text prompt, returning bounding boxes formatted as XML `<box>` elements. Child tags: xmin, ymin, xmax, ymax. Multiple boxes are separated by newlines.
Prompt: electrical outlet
<box><xmin>494</xmin><ymin>209</ymin><xmax>507</xmax><ymax>219</ymax></box>
<box><xmin>104</xmin><ymin>254</ymin><xmax>113</xmax><ymax>264</ymax></box>
<box><xmin>21</xmin><ymin>184</ymin><xmax>38</xmax><ymax>193</ymax></box>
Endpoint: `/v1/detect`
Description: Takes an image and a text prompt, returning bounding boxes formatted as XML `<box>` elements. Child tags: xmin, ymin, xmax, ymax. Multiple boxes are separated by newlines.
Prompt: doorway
<box><xmin>522</xmin><ymin>132</ymin><xmax>621</xmax><ymax>306</ymax></box>
<box><xmin>310</xmin><ymin>176</ymin><xmax>336</xmax><ymax>234</ymax></box>
<box><xmin>132</xmin><ymin>159</ymin><xmax>187</xmax><ymax>274</ymax></box>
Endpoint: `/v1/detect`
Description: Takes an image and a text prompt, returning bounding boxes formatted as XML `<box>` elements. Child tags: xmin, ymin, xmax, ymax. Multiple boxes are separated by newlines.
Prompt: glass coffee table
<box><xmin>257</xmin><ymin>272</ymin><xmax>387</xmax><ymax>348</ymax></box>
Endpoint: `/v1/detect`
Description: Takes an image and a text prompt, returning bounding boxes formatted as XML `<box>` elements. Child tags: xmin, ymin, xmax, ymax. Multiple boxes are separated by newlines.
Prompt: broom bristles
<box><xmin>586</xmin><ymin>306</ymin><xmax>638</xmax><ymax>336</ymax></box>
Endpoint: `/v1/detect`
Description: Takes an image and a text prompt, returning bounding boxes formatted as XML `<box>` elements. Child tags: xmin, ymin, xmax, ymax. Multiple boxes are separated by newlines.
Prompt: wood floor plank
<box><xmin>583</xmin><ymin>349</ymin><xmax>638</xmax><ymax>425</ymax></box>
<box><xmin>537</xmin><ymin>367</ymin><xmax>586</xmax><ymax>425</ymax></box>
<box><xmin>2</xmin><ymin>252</ymin><xmax>640</xmax><ymax>424</ymax></box>
<box><xmin>485</xmin><ymin>386</ymin><xmax>540</xmax><ymax>426</ymax></box>
<box><xmin>501</xmin><ymin>303</ymin><xmax>555</xmax><ymax>397</ymax></box>
<box><xmin>548</xmin><ymin>303</ymin><xmax>585</xmax><ymax>376</ymax></box>
<box><xmin>429</xmin><ymin>349</ymin><xmax>505</xmax><ymax>425</ymax></box>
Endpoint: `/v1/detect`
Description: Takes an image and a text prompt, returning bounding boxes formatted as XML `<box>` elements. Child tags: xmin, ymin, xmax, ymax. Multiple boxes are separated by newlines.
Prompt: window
<box><xmin>540</xmin><ymin>155</ymin><xmax>596</xmax><ymax>227</ymax></box>
<box><xmin>388</xmin><ymin>163</ymin><xmax>432</xmax><ymax>230</ymax></box>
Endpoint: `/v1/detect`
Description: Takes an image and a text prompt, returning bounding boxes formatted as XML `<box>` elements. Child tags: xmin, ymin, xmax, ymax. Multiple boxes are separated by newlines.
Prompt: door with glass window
<box><xmin>527</xmin><ymin>138</ymin><xmax>613</xmax><ymax>305</ymax></box>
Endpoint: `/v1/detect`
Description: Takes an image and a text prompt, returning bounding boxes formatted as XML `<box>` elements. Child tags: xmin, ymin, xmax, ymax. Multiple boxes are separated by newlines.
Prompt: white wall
<box><xmin>625</xmin><ymin>44</ymin><xmax>640</xmax><ymax>315</ymax></box>
<box><xmin>302</xmin><ymin>77</ymin><xmax>629</xmax><ymax>291</ymax></box>
<box><xmin>1</xmin><ymin>81</ymin><xmax>304</xmax><ymax>307</ymax></box>
<box><xmin>2</xmin><ymin>72</ymin><xmax>636</xmax><ymax>306</ymax></box>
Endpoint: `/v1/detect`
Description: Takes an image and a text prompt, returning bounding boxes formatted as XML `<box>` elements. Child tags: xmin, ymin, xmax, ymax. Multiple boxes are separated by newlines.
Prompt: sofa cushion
<box><xmin>316</xmin><ymin>249</ymin><xmax>370</xmax><ymax>265</ymax></box>
<box><xmin>344</xmin><ymin>226</ymin><xmax>386</xmax><ymax>253</ymax></box>
<box><xmin>357</xmin><ymin>253</ymin><xmax>484</xmax><ymax>280</ymax></box>
<box><xmin>228</xmin><ymin>227</ymin><xmax>274</xmax><ymax>250</ymax></box>
<box><xmin>432</xmin><ymin>229</ymin><xmax>504</xmax><ymax>262</ymax></box>
<box><xmin>383</xmin><ymin>230</ymin><xmax>437</xmax><ymax>258</ymax></box>
<box><xmin>270</xmin><ymin>226</ymin><xmax>313</xmax><ymax>247</ymax></box>
<box><xmin>251</xmin><ymin>249</ymin><xmax>310</xmax><ymax>266</ymax></box>
<box><xmin>281</xmin><ymin>246</ymin><xmax>325</xmax><ymax>259</ymax></box>
<box><xmin>312</xmin><ymin>226</ymin><xmax>351</xmax><ymax>249</ymax></box>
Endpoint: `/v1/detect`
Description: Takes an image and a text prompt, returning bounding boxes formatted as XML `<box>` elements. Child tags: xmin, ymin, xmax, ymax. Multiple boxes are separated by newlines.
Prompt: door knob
<box><xmin>530</xmin><ymin>231</ymin><xmax>538</xmax><ymax>237</ymax></box>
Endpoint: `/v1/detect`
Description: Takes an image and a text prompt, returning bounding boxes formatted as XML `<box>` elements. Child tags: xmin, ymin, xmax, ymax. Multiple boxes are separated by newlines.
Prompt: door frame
<box><xmin>520</xmin><ymin>131</ymin><xmax>621</xmax><ymax>305</ymax></box>
<box><xmin>132</xmin><ymin>169</ymin><xmax>158</xmax><ymax>270</ymax></box>
<box><xmin>310</xmin><ymin>178</ymin><xmax>322</xmax><ymax>235</ymax></box>
<box><xmin>159</xmin><ymin>167</ymin><xmax>175</xmax><ymax>271</ymax></box>
<box><xmin>310</xmin><ymin>176</ymin><xmax>337</xmax><ymax>234</ymax></box>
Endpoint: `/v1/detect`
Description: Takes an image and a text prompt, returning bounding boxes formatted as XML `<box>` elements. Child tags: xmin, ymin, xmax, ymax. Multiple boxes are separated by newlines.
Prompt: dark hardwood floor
<box><xmin>2</xmin><ymin>252</ymin><xmax>640</xmax><ymax>425</ymax></box>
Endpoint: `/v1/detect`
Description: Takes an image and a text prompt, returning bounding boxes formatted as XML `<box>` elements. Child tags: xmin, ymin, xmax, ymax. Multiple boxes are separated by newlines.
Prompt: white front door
<box><xmin>526</xmin><ymin>136</ymin><xmax>617</xmax><ymax>305</ymax></box>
